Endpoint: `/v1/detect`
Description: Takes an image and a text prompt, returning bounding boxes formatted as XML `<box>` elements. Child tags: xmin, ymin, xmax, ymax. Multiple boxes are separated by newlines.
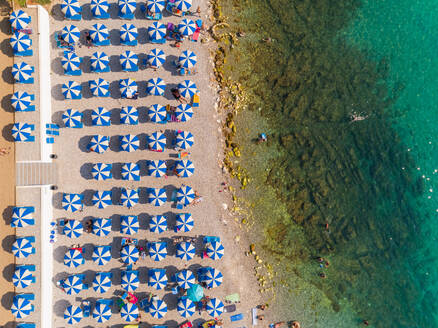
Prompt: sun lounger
<box><xmin>116</xmin><ymin>297</ymin><xmax>125</xmax><ymax>309</ymax></box>
<box><xmin>138</xmin><ymin>298</ymin><xmax>150</xmax><ymax>311</ymax></box>
<box><xmin>18</xmin><ymin>264</ymin><xmax>36</xmax><ymax>272</ymax></box>
<box><xmin>18</xmin><ymin>294</ymin><xmax>35</xmax><ymax>301</ymax></box>
<box><xmin>192</xmin><ymin>93</ymin><xmax>200</xmax><ymax>107</ymax></box>
<box><xmin>24</xmin><ymin>236</ymin><xmax>35</xmax><ymax>243</ymax></box>
<box><xmin>93</xmin><ymin>12</ymin><xmax>110</xmax><ymax>19</ymax></box>
<box><xmin>203</xmin><ymin>236</ymin><xmax>220</xmax><ymax>244</ymax></box>
<box><xmin>150</xmin><ymin>38</ymin><xmax>166</xmax><ymax>44</ymax></box>
<box><xmin>18</xmin><ymin>77</ymin><xmax>34</xmax><ymax>84</ymax></box>
<box><xmin>191</xmin><ymin>29</ymin><xmax>200</xmax><ymax>42</ymax></box>
<box><xmin>15</xmin><ymin>49</ymin><xmax>33</xmax><ymax>57</ymax></box>
<box><xmin>65</xmin><ymin>69</ymin><xmax>82</xmax><ymax>76</ymax></box>
<box><xmin>92</xmin><ymin>66</ymin><xmax>111</xmax><ymax>73</ymax></box>
<box><xmin>231</xmin><ymin>313</ymin><xmax>243</xmax><ymax>321</ymax></box>
<box><xmin>121</xmin><ymin>39</ymin><xmax>138</xmax><ymax>46</ymax></box>
<box><xmin>16</xmin><ymin>28</ymin><xmax>33</xmax><ymax>34</ymax></box>
<box><xmin>123</xmin><ymin>67</ymin><xmax>139</xmax><ymax>72</ymax></box>
<box><xmin>252</xmin><ymin>308</ymin><xmax>258</xmax><ymax>326</ymax></box>
<box><xmin>94</xmin><ymin>39</ymin><xmax>111</xmax><ymax>46</ymax></box>
<box><xmin>119</xmin><ymin>11</ymin><xmax>135</xmax><ymax>19</ymax></box>
<box><xmin>98</xmin><ymin>298</ymin><xmax>113</xmax><ymax>305</ymax></box>
<box><xmin>225</xmin><ymin>304</ymin><xmax>237</xmax><ymax>313</ymax></box>
<box><xmin>66</xmin><ymin>13</ymin><xmax>82</xmax><ymax>20</ymax></box>
<box><xmin>146</xmin><ymin>13</ymin><xmax>162</xmax><ymax>20</ymax></box>
<box><xmin>17</xmin><ymin>323</ymin><xmax>35</xmax><ymax>328</ymax></box>
<box><xmin>196</xmin><ymin>20</ymin><xmax>203</xmax><ymax>28</ymax></box>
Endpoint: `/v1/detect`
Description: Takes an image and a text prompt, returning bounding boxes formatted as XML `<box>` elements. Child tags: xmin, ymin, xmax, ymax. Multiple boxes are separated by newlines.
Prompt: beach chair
<box><xmin>15</xmin><ymin>49</ymin><xmax>33</xmax><ymax>57</ymax></box>
<box><xmin>121</xmin><ymin>39</ymin><xmax>138</xmax><ymax>46</ymax></box>
<box><xmin>190</xmin><ymin>29</ymin><xmax>200</xmax><ymax>42</ymax></box>
<box><xmin>17</xmin><ymin>323</ymin><xmax>35</xmax><ymax>328</ymax></box>
<box><xmin>82</xmin><ymin>301</ymin><xmax>91</xmax><ymax>317</ymax></box>
<box><xmin>24</xmin><ymin>236</ymin><xmax>35</xmax><ymax>243</ymax></box>
<box><xmin>94</xmin><ymin>11</ymin><xmax>110</xmax><ymax>19</ymax></box>
<box><xmin>98</xmin><ymin>298</ymin><xmax>113</xmax><ymax>305</ymax></box>
<box><xmin>119</xmin><ymin>10</ymin><xmax>135</xmax><ymax>19</ymax></box>
<box><xmin>18</xmin><ymin>264</ymin><xmax>36</xmax><ymax>272</ymax></box>
<box><xmin>230</xmin><ymin>313</ymin><xmax>243</xmax><ymax>321</ymax></box>
<box><xmin>94</xmin><ymin>39</ymin><xmax>111</xmax><ymax>46</ymax></box>
<box><xmin>18</xmin><ymin>294</ymin><xmax>35</xmax><ymax>301</ymax></box>
<box><xmin>203</xmin><ymin>236</ymin><xmax>220</xmax><ymax>244</ymax></box>
<box><xmin>192</xmin><ymin>93</ymin><xmax>200</xmax><ymax>107</ymax></box>
<box><xmin>150</xmin><ymin>37</ymin><xmax>166</xmax><ymax>44</ymax></box>
<box><xmin>65</xmin><ymin>69</ymin><xmax>82</xmax><ymax>76</ymax></box>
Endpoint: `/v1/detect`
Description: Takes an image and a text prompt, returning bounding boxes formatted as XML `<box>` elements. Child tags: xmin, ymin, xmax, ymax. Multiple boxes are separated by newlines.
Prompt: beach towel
<box><xmin>252</xmin><ymin>308</ymin><xmax>258</xmax><ymax>326</ymax></box>
<box><xmin>231</xmin><ymin>313</ymin><xmax>244</xmax><ymax>321</ymax></box>
<box><xmin>225</xmin><ymin>293</ymin><xmax>240</xmax><ymax>303</ymax></box>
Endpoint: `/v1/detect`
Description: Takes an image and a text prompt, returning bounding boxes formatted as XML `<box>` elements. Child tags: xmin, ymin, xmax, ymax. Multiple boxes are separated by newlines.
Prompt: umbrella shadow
<box><xmin>137</xmin><ymin>27</ymin><xmax>148</xmax><ymax>44</ymax></box>
<box><xmin>136</xmin><ymin>159</ymin><xmax>148</xmax><ymax>176</ymax></box>
<box><xmin>51</xmin><ymin>4</ymin><xmax>65</xmax><ymax>21</ymax></box>
<box><xmin>54</xmin><ymin>245</ymin><xmax>68</xmax><ymax>264</ymax></box>
<box><xmin>110</xmin><ymin>106</ymin><xmax>122</xmax><ymax>125</ymax></box>
<box><xmin>109</xmin><ymin>214</ymin><xmax>121</xmax><ymax>233</ymax></box>
<box><xmin>109</xmin><ymin>135</ymin><xmax>121</xmax><ymax>152</ymax></box>
<box><xmin>1</xmin><ymin>94</ymin><xmax>13</xmax><ymax>113</ymax></box>
<box><xmin>82</xmin><ymin>189</ymin><xmax>96</xmax><ymax>207</ymax></box>
<box><xmin>1</xmin><ymin>123</ymin><xmax>13</xmax><ymax>142</ymax></box>
<box><xmin>109</xmin><ymin>3</ymin><xmax>119</xmax><ymax>19</ymax></box>
<box><xmin>163</xmin><ymin>129</ymin><xmax>176</xmax><ymax>150</ymax></box>
<box><xmin>82</xmin><ymin>109</ymin><xmax>93</xmax><ymax>126</ymax></box>
<box><xmin>111</xmin><ymin>162</ymin><xmax>123</xmax><ymax>180</ymax></box>
<box><xmin>52</xmin><ymin>191</ymin><xmax>64</xmax><ymax>210</ymax></box>
<box><xmin>109</xmin><ymin>54</ymin><xmax>122</xmax><ymax>72</ymax></box>
<box><xmin>51</xmin><ymin>110</ymin><xmax>65</xmax><ymax>127</ymax></box>
<box><xmin>1</xmin><ymin>66</ymin><xmax>12</xmax><ymax>84</ymax></box>
<box><xmin>78</xmin><ymin>135</ymin><xmax>92</xmax><ymax>153</ymax></box>
<box><xmin>2</xmin><ymin>206</ymin><xmax>13</xmax><ymax>225</ymax></box>
<box><xmin>109</xmin><ymin>28</ymin><xmax>121</xmax><ymax>46</ymax></box>
<box><xmin>163</xmin><ymin>54</ymin><xmax>178</xmax><ymax>74</ymax></box>
<box><xmin>81</xmin><ymin>3</ymin><xmax>92</xmax><ymax>20</ymax></box>
<box><xmin>109</xmin><ymin>80</ymin><xmax>121</xmax><ymax>99</ymax></box>
<box><xmin>80</xmin><ymin>162</ymin><xmax>94</xmax><ymax>180</ymax></box>
<box><xmin>110</xmin><ymin>187</ymin><xmax>122</xmax><ymax>206</ymax></box>
<box><xmin>1</xmin><ymin>292</ymin><xmax>14</xmax><ymax>310</ymax></box>
<box><xmin>54</xmin><ymin>299</ymin><xmax>71</xmax><ymax>317</ymax></box>
<box><xmin>2</xmin><ymin>263</ymin><xmax>14</xmax><ymax>282</ymax></box>
<box><xmin>164</xmin><ymin>82</ymin><xmax>178</xmax><ymax>101</ymax></box>
<box><xmin>81</xmin><ymin>81</ymin><xmax>94</xmax><ymax>99</ymax></box>
<box><xmin>138</xmin><ymin>212</ymin><xmax>149</xmax><ymax>231</ymax></box>
<box><xmin>0</xmin><ymin>38</ymin><xmax>12</xmax><ymax>57</ymax></box>
<box><xmin>138</xmin><ymin>187</ymin><xmax>149</xmax><ymax>204</ymax></box>
<box><xmin>51</xmin><ymin>57</ymin><xmax>64</xmax><ymax>75</ymax></box>
<box><xmin>162</xmin><ymin>211</ymin><xmax>176</xmax><ymax>231</ymax></box>
<box><xmin>163</xmin><ymin>294</ymin><xmax>178</xmax><ymax>311</ymax></box>
<box><xmin>51</xmin><ymin>83</ymin><xmax>66</xmax><ymax>101</ymax></box>
<box><xmin>137</xmin><ymin>80</ymin><xmax>148</xmax><ymax>98</ymax></box>
<box><xmin>166</xmin><ymin>159</ymin><xmax>177</xmax><ymax>177</ymax></box>
<box><xmin>137</xmin><ymin>132</ymin><xmax>147</xmax><ymax>150</ymax></box>
<box><xmin>137</xmin><ymin>106</ymin><xmax>148</xmax><ymax>123</ymax></box>
<box><xmin>82</xmin><ymin>242</ymin><xmax>95</xmax><ymax>261</ymax></box>
<box><xmin>0</xmin><ymin>15</ymin><xmax>12</xmax><ymax>35</ymax></box>
<box><xmin>81</xmin><ymin>56</ymin><xmax>92</xmax><ymax>73</ymax></box>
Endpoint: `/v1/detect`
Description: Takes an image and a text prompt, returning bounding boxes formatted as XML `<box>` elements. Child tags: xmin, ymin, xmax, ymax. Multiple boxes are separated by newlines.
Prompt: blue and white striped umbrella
<box><xmin>11</xmin><ymin>206</ymin><xmax>34</xmax><ymax>228</ymax></box>
<box><xmin>92</xmin><ymin>190</ymin><xmax>112</xmax><ymax>209</ymax></box>
<box><xmin>120</xmin><ymin>106</ymin><xmax>138</xmax><ymax>125</ymax></box>
<box><xmin>120</xmin><ymin>23</ymin><xmax>138</xmax><ymax>42</ymax></box>
<box><xmin>204</xmin><ymin>268</ymin><xmax>223</xmax><ymax>288</ymax></box>
<box><xmin>121</xmin><ymin>302</ymin><xmax>138</xmax><ymax>322</ymax></box>
<box><xmin>121</xmin><ymin>188</ymin><xmax>139</xmax><ymax>208</ymax></box>
<box><xmin>120</xmin><ymin>134</ymin><xmax>139</xmax><ymax>152</ymax></box>
<box><xmin>11</xmin><ymin>297</ymin><xmax>32</xmax><ymax>319</ymax></box>
<box><xmin>63</xmin><ymin>109</ymin><xmax>82</xmax><ymax>128</ymax></box>
<box><xmin>176</xmin><ymin>130</ymin><xmax>194</xmax><ymax>149</ymax></box>
<box><xmin>62</xmin><ymin>193</ymin><xmax>84</xmax><ymax>212</ymax></box>
<box><xmin>177</xmin><ymin>298</ymin><xmax>195</xmax><ymax>318</ymax></box>
<box><xmin>147</xmin><ymin>0</ymin><xmax>165</xmax><ymax>12</ymax></box>
<box><xmin>93</xmin><ymin>302</ymin><xmax>112</xmax><ymax>323</ymax></box>
<box><xmin>61</xmin><ymin>25</ymin><xmax>81</xmax><ymax>43</ymax></box>
<box><xmin>176</xmin><ymin>269</ymin><xmax>195</xmax><ymax>289</ymax></box>
<box><xmin>148</xmin><ymin>268</ymin><xmax>168</xmax><ymax>290</ymax></box>
<box><xmin>148</xmin><ymin>104</ymin><xmax>166</xmax><ymax>122</ymax></box>
<box><xmin>10</xmin><ymin>32</ymin><xmax>31</xmax><ymax>52</ymax></box>
<box><xmin>62</xmin><ymin>81</ymin><xmax>82</xmax><ymax>99</ymax></box>
<box><xmin>62</xmin><ymin>275</ymin><xmax>84</xmax><ymax>295</ymax></box>
<box><xmin>148</xmin><ymin>242</ymin><xmax>167</xmax><ymax>261</ymax></box>
<box><xmin>93</xmin><ymin>272</ymin><xmax>112</xmax><ymax>293</ymax></box>
<box><xmin>63</xmin><ymin>220</ymin><xmax>83</xmax><ymax>238</ymax></box>
<box><xmin>11</xmin><ymin>91</ymin><xmax>32</xmax><ymax>111</ymax></box>
<box><xmin>148</xmin><ymin>131</ymin><xmax>166</xmax><ymax>151</ymax></box>
<box><xmin>178</xmin><ymin>19</ymin><xmax>197</xmax><ymax>36</ymax></box>
<box><xmin>121</xmin><ymin>270</ymin><xmax>139</xmax><ymax>292</ymax></box>
<box><xmin>93</xmin><ymin>218</ymin><xmax>112</xmax><ymax>237</ymax></box>
<box><xmin>175</xmin><ymin>104</ymin><xmax>193</xmax><ymax>122</ymax></box>
<box><xmin>92</xmin><ymin>245</ymin><xmax>112</xmax><ymax>266</ymax></box>
<box><xmin>176</xmin><ymin>185</ymin><xmax>195</xmax><ymax>206</ymax></box>
<box><xmin>12</xmin><ymin>267</ymin><xmax>33</xmax><ymax>288</ymax></box>
<box><xmin>90</xmin><ymin>23</ymin><xmax>109</xmax><ymax>43</ymax></box>
<box><xmin>179</xmin><ymin>50</ymin><xmax>197</xmax><ymax>68</ymax></box>
<box><xmin>176</xmin><ymin>159</ymin><xmax>195</xmax><ymax>178</ymax></box>
<box><xmin>12</xmin><ymin>238</ymin><xmax>33</xmax><ymax>258</ymax></box>
<box><xmin>149</xmin><ymin>215</ymin><xmax>167</xmax><ymax>233</ymax></box>
<box><xmin>175</xmin><ymin>0</ymin><xmax>192</xmax><ymax>11</ymax></box>
<box><xmin>147</xmin><ymin>188</ymin><xmax>167</xmax><ymax>206</ymax></box>
<box><xmin>206</xmin><ymin>241</ymin><xmax>224</xmax><ymax>260</ymax></box>
<box><xmin>92</xmin><ymin>163</ymin><xmax>112</xmax><ymax>180</ymax></box>
<box><xmin>119</xmin><ymin>78</ymin><xmax>138</xmax><ymax>98</ymax></box>
<box><xmin>206</xmin><ymin>298</ymin><xmax>224</xmax><ymax>317</ymax></box>
<box><xmin>120</xmin><ymin>50</ymin><xmax>138</xmax><ymax>71</ymax></box>
<box><xmin>178</xmin><ymin>80</ymin><xmax>197</xmax><ymax>98</ymax></box>
<box><xmin>148</xmin><ymin>22</ymin><xmax>166</xmax><ymax>40</ymax></box>
<box><xmin>118</xmin><ymin>0</ymin><xmax>136</xmax><ymax>14</ymax></box>
<box><xmin>175</xmin><ymin>213</ymin><xmax>194</xmax><ymax>232</ymax></box>
<box><xmin>120</xmin><ymin>215</ymin><xmax>139</xmax><ymax>235</ymax></box>
<box><xmin>11</xmin><ymin>123</ymin><xmax>31</xmax><ymax>141</ymax></box>
<box><xmin>147</xmin><ymin>48</ymin><xmax>166</xmax><ymax>67</ymax></box>
<box><xmin>64</xmin><ymin>249</ymin><xmax>84</xmax><ymax>268</ymax></box>
<box><xmin>61</xmin><ymin>0</ymin><xmax>81</xmax><ymax>17</ymax></box>
<box><xmin>121</xmin><ymin>163</ymin><xmax>140</xmax><ymax>181</ymax></box>
<box><xmin>90</xmin><ymin>51</ymin><xmax>109</xmax><ymax>71</ymax></box>
<box><xmin>176</xmin><ymin>242</ymin><xmax>195</xmax><ymax>261</ymax></box>
<box><xmin>10</xmin><ymin>10</ymin><xmax>31</xmax><ymax>30</ymax></box>
<box><xmin>120</xmin><ymin>244</ymin><xmax>139</xmax><ymax>264</ymax></box>
<box><xmin>89</xmin><ymin>78</ymin><xmax>110</xmax><ymax>97</ymax></box>
<box><xmin>91</xmin><ymin>107</ymin><xmax>111</xmax><ymax>126</ymax></box>
<box><xmin>12</xmin><ymin>62</ymin><xmax>33</xmax><ymax>82</ymax></box>
<box><xmin>64</xmin><ymin>305</ymin><xmax>83</xmax><ymax>324</ymax></box>
<box><xmin>91</xmin><ymin>0</ymin><xmax>109</xmax><ymax>16</ymax></box>
<box><xmin>149</xmin><ymin>299</ymin><xmax>167</xmax><ymax>319</ymax></box>
<box><xmin>89</xmin><ymin>135</ymin><xmax>109</xmax><ymax>154</ymax></box>
<box><xmin>62</xmin><ymin>51</ymin><xmax>81</xmax><ymax>72</ymax></box>
<box><xmin>146</xmin><ymin>77</ymin><xmax>166</xmax><ymax>95</ymax></box>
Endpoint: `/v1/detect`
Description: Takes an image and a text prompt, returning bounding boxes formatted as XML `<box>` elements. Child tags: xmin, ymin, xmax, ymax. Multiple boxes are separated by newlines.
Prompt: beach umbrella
<box><xmin>63</xmin><ymin>220</ymin><xmax>83</xmax><ymax>238</ymax></box>
<box><xmin>147</xmin><ymin>0</ymin><xmax>165</xmax><ymax>12</ymax></box>
<box><xmin>179</xmin><ymin>50</ymin><xmax>197</xmax><ymax>69</ymax></box>
<box><xmin>120</xmin><ymin>215</ymin><xmax>139</xmax><ymax>235</ymax></box>
<box><xmin>64</xmin><ymin>249</ymin><xmax>84</xmax><ymax>268</ymax></box>
<box><xmin>92</xmin><ymin>245</ymin><xmax>112</xmax><ymax>266</ymax></box>
<box><xmin>147</xmin><ymin>188</ymin><xmax>167</xmax><ymax>206</ymax></box>
<box><xmin>12</xmin><ymin>238</ymin><xmax>33</xmax><ymax>258</ymax></box>
<box><xmin>120</xmin><ymin>302</ymin><xmax>138</xmax><ymax>322</ymax></box>
<box><xmin>93</xmin><ymin>272</ymin><xmax>112</xmax><ymax>293</ymax></box>
<box><xmin>120</xmin><ymin>134</ymin><xmax>139</xmax><ymax>152</ymax></box>
<box><xmin>62</xmin><ymin>275</ymin><xmax>84</xmax><ymax>295</ymax></box>
<box><xmin>91</xmin><ymin>0</ymin><xmax>109</xmax><ymax>16</ymax></box>
<box><xmin>206</xmin><ymin>298</ymin><xmax>224</xmax><ymax>317</ymax></box>
<box><xmin>121</xmin><ymin>162</ymin><xmax>140</xmax><ymax>181</ymax></box>
<box><xmin>93</xmin><ymin>302</ymin><xmax>112</xmax><ymax>323</ymax></box>
<box><xmin>90</xmin><ymin>51</ymin><xmax>109</xmax><ymax>71</ymax></box>
<box><xmin>11</xmin><ymin>123</ymin><xmax>31</xmax><ymax>141</ymax></box>
<box><xmin>176</xmin><ymin>269</ymin><xmax>195</xmax><ymax>289</ymax></box>
<box><xmin>149</xmin><ymin>215</ymin><xmax>167</xmax><ymax>233</ymax></box>
<box><xmin>91</xmin><ymin>107</ymin><xmax>111</xmax><ymax>126</ymax></box>
<box><xmin>11</xmin><ymin>91</ymin><xmax>32</xmax><ymax>111</ymax></box>
<box><xmin>120</xmin><ymin>50</ymin><xmax>138</xmax><ymax>71</ymax></box>
<box><xmin>89</xmin><ymin>78</ymin><xmax>110</xmax><ymax>97</ymax></box>
<box><xmin>149</xmin><ymin>299</ymin><xmax>167</xmax><ymax>319</ymax></box>
<box><xmin>64</xmin><ymin>305</ymin><xmax>83</xmax><ymax>324</ymax></box>
<box><xmin>204</xmin><ymin>268</ymin><xmax>223</xmax><ymax>288</ymax></box>
<box><xmin>178</xmin><ymin>298</ymin><xmax>195</xmax><ymax>318</ymax></box>
<box><xmin>148</xmin><ymin>104</ymin><xmax>166</xmax><ymax>122</ymax></box>
<box><xmin>12</xmin><ymin>62</ymin><xmax>33</xmax><ymax>82</ymax></box>
<box><xmin>61</xmin><ymin>25</ymin><xmax>81</xmax><ymax>43</ymax></box>
<box><xmin>175</xmin><ymin>213</ymin><xmax>194</xmax><ymax>232</ymax></box>
<box><xmin>118</xmin><ymin>0</ymin><xmax>136</xmax><ymax>15</ymax></box>
<box><xmin>120</xmin><ymin>23</ymin><xmax>138</xmax><ymax>42</ymax></box>
<box><xmin>10</xmin><ymin>32</ymin><xmax>31</xmax><ymax>53</ymax></box>
<box><xmin>175</xmin><ymin>103</ymin><xmax>193</xmax><ymax>122</ymax></box>
<box><xmin>63</xmin><ymin>109</ymin><xmax>82</xmax><ymax>128</ymax></box>
<box><xmin>120</xmin><ymin>106</ymin><xmax>138</xmax><ymax>125</ymax></box>
<box><xmin>61</xmin><ymin>51</ymin><xmax>81</xmax><ymax>72</ymax></box>
<box><xmin>120</xmin><ymin>244</ymin><xmax>139</xmax><ymax>264</ymax></box>
<box><xmin>147</xmin><ymin>48</ymin><xmax>165</xmax><ymax>67</ymax></box>
<box><xmin>10</xmin><ymin>10</ymin><xmax>31</xmax><ymax>30</ymax></box>
<box><xmin>120</xmin><ymin>188</ymin><xmax>139</xmax><ymax>208</ymax></box>
<box><xmin>176</xmin><ymin>242</ymin><xmax>195</xmax><ymax>261</ymax></box>
<box><xmin>176</xmin><ymin>185</ymin><xmax>195</xmax><ymax>206</ymax></box>
<box><xmin>119</xmin><ymin>78</ymin><xmax>138</xmax><ymax>98</ymax></box>
<box><xmin>92</xmin><ymin>190</ymin><xmax>112</xmax><ymax>209</ymax></box>
<box><xmin>187</xmin><ymin>284</ymin><xmax>203</xmax><ymax>302</ymax></box>
<box><xmin>90</xmin><ymin>23</ymin><xmax>109</xmax><ymax>43</ymax></box>
<box><xmin>148</xmin><ymin>22</ymin><xmax>166</xmax><ymax>40</ymax></box>
<box><xmin>175</xmin><ymin>0</ymin><xmax>192</xmax><ymax>11</ymax></box>
<box><xmin>11</xmin><ymin>206</ymin><xmax>34</xmax><ymax>228</ymax></box>
<box><xmin>206</xmin><ymin>241</ymin><xmax>224</xmax><ymax>260</ymax></box>
<box><xmin>178</xmin><ymin>80</ymin><xmax>197</xmax><ymax>98</ymax></box>
<box><xmin>89</xmin><ymin>135</ymin><xmax>109</xmax><ymax>154</ymax></box>
<box><xmin>12</xmin><ymin>267</ymin><xmax>33</xmax><ymax>288</ymax></box>
<box><xmin>121</xmin><ymin>270</ymin><xmax>139</xmax><ymax>292</ymax></box>
<box><xmin>11</xmin><ymin>297</ymin><xmax>32</xmax><ymax>319</ymax></box>
<box><xmin>176</xmin><ymin>159</ymin><xmax>195</xmax><ymax>178</ymax></box>
<box><xmin>176</xmin><ymin>130</ymin><xmax>194</xmax><ymax>149</ymax></box>
<box><xmin>178</xmin><ymin>19</ymin><xmax>197</xmax><ymax>36</ymax></box>
<box><xmin>62</xmin><ymin>81</ymin><xmax>82</xmax><ymax>99</ymax></box>
<box><xmin>61</xmin><ymin>0</ymin><xmax>81</xmax><ymax>17</ymax></box>
<box><xmin>92</xmin><ymin>163</ymin><xmax>112</xmax><ymax>181</ymax></box>
<box><xmin>148</xmin><ymin>268</ymin><xmax>168</xmax><ymax>290</ymax></box>
<box><xmin>146</xmin><ymin>77</ymin><xmax>166</xmax><ymax>96</ymax></box>
<box><xmin>148</xmin><ymin>242</ymin><xmax>167</xmax><ymax>261</ymax></box>
<box><xmin>93</xmin><ymin>218</ymin><xmax>112</xmax><ymax>237</ymax></box>
<box><xmin>148</xmin><ymin>131</ymin><xmax>166</xmax><ymax>151</ymax></box>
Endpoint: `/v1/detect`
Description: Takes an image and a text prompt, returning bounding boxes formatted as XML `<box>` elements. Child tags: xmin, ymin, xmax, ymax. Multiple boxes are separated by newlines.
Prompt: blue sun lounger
<box><xmin>150</xmin><ymin>37</ymin><xmax>166</xmax><ymax>44</ymax></box>
<box><xmin>231</xmin><ymin>313</ymin><xmax>243</xmax><ymax>321</ymax></box>
<box><xmin>93</xmin><ymin>12</ymin><xmax>110</xmax><ymax>19</ymax></box>
<box><xmin>17</xmin><ymin>323</ymin><xmax>35</xmax><ymax>328</ymax></box>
